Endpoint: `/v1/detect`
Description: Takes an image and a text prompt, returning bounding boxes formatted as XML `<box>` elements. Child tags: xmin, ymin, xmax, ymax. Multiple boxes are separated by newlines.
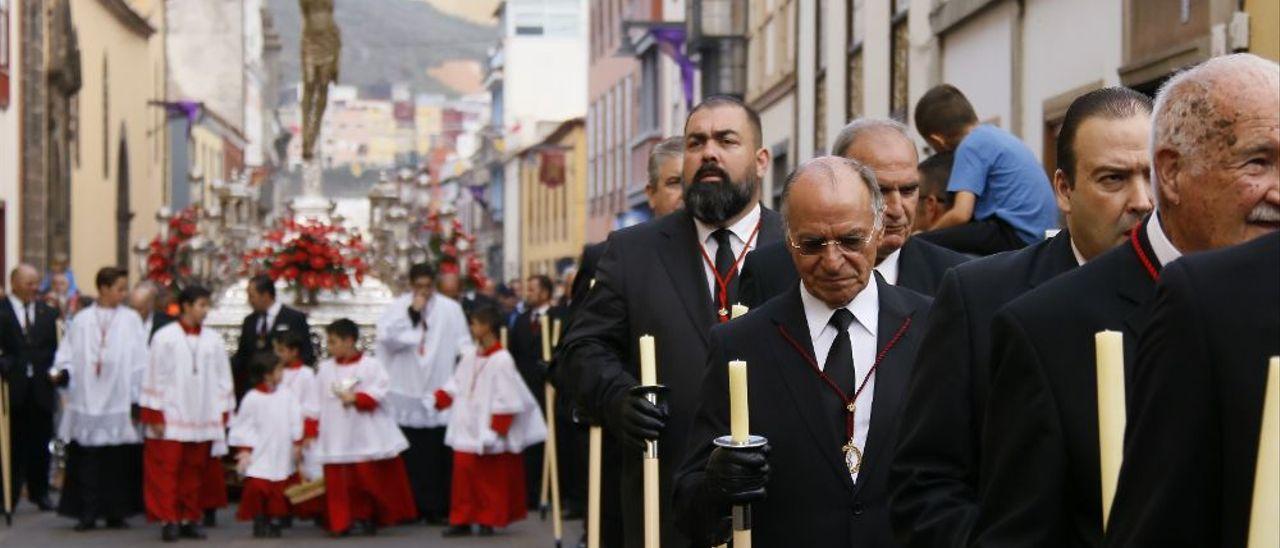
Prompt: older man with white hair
<box><xmin>972</xmin><ymin>53</ymin><xmax>1279</xmax><ymax>547</ymax></box>
<box><xmin>674</xmin><ymin>156</ymin><xmax>934</xmax><ymax>547</ymax></box>
<box><xmin>740</xmin><ymin>118</ymin><xmax>970</xmax><ymax>306</ymax></box>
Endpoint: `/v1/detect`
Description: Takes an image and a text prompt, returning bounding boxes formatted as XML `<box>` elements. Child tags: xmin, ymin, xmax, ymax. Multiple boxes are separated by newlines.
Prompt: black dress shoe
<box><xmin>478</xmin><ymin>525</ymin><xmax>495</xmax><ymax>536</ymax></box>
<box><xmin>351</xmin><ymin>519</ymin><xmax>377</xmax><ymax>536</ymax></box>
<box><xmin>422</xmin><ymin>513</ymin><xmax>449</xmax><ymax>526</ymax></box>
<box><xmin>179</xmin><ymin>522</ymin><xmax>207</xmax><ymax>539</ymax></box>
<box><xmin>73</xmin><ymin>518</ymin><xmax>96</xmax><ymax>532</ymax></box>
<box><xmin>32</xmin><ymin>496</ymin><xmax>55</xmax><ymax>512</ymax></box>
<box><xmin>161</xmin><ymin>523</ymin><xmax>180</xmax><ymax>543</ymax></box>
<box><xmin>104</xmin><ymin>518</ymin><xmax>129</xmax><ymax>529</ymax></box>
<box><xmin>202</xmin><ymin>509</ymin><xmax>217</xmax><ymax>527</ymax></box>
<box><xmin>442</xmin><ymin>524</ymin><xmax>472</xmax><ymax>537</ymax></box>
<box><xmin>252</xmin><ymin>516</ymin><xmax>268</xmax><ymax>538</ymax></box>
<box><xmin>267</xmin><ymin>519</ymin><xmax>283</xmax><ymax>538</ymax></box>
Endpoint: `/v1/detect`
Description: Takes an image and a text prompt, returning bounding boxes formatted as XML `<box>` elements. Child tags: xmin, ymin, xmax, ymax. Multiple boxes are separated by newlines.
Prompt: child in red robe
<box><xmin>312</xmin><ymin>319</ymin><xmax>417</xmax><ymax>536</ymax></box>
<box><xmin>435</xmin><ymin>304</ymin><xmax>546</xmax><ymax>537</ymax></box>
<box><xmin>229</xmin><ymin>353</ymin><xmax>304</xmax><ymax>537</ymax></box>
<box><xmin>139</xmin><ymin>286</ymin><xmax>235</xmax><ymax>542</ymax></box>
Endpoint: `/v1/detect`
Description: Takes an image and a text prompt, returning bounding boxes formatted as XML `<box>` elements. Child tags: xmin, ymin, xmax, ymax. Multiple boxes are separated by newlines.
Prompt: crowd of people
<box><xmin>0</xmin><ymin>51</ymin><xmax>1275</xmax><ymax>547</ymax></box>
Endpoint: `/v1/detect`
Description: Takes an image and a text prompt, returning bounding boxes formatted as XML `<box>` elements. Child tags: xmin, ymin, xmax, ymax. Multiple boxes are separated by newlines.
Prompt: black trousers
<box><xmin>10</xmin><ymin>401</ymin><xmax>52</xmax><ymax>506</ymax></box>
<box><xmin>524</xmin><ymin>442</ymin><xmax>544</xmax><ymax>509</ymax></box>
<box><xmin>400</xmin><ymin>426</ymin><xmax>452</xmax><ymax>520</ymax></box>
<box><xmin>57</xmin><ymin>443</ymin><xmax>143</xmax><ymax>521</ymax></box>
<box><xmin>916</xmin><ymin>216</ymin><xmax>1029</xmax><ymax>256</ymax></box>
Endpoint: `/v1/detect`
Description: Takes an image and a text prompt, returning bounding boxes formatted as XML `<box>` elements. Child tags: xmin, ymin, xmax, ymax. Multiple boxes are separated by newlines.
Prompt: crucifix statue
<box><xmin>299</xmin><ymin>0</ymin><xmax>341</xmax><ymax>162</ymax></box>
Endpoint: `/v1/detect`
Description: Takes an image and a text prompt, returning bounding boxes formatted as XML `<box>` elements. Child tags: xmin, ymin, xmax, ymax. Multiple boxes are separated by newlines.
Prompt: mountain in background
<box><xmin>268</xmin><ymin>0</ymin><xmax>496</xmax><ymax>99</ymax></box>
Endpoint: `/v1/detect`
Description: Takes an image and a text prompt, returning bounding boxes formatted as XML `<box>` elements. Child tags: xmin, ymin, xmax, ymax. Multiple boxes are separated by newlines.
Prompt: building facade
<box><xmin>0</xmin><ymin>0</ymin><xmax>18</xmax><ymax>275</ymax></box>
<box><xmin>68</xmin><ymin>0</ymin><xmax>161</xmax><ymax>279</ymax></box>
<box><xmin>519</xmin><ymin>118</ymin><xmax>586</xmax><ymax>277</ymax></box>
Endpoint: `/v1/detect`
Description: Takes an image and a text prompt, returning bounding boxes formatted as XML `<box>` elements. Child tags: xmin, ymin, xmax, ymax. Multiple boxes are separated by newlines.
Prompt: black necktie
<box><xmin>712</xmin><ymin>229</ymin><xmax>738</xmax><ymax>308</ymax></box>
<box><xmin>258</xmin><ymin>314</ymin><xmax>268</xmax><ymax>337</ymax></box>
<box><xmin>24</xmin><ymin>303</ymin><xmax>34</xmax><ymax>340</ymax></box>
<box><xmin>826</xmin><ymin>309</ymin><xmax>857</xmax><ymax>395</ymax></box>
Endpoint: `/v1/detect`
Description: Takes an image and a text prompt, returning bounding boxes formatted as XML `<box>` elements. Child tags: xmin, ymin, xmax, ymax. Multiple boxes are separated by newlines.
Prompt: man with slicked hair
<box><xmin>890</xmin><ymin>84</ymin><xmax>1155</xmax><ymax>548</ymax></box>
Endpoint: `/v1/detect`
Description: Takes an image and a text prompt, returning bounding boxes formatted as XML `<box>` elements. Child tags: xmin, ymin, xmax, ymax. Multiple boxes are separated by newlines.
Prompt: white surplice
<box><xmin>312</xmin><ymin>354</ymin><xmax>410</xmax><ymax>464</ymax></box>
<box><xmin>280</xmin><ymin>364</ymin><xmax>323</xmax><ymax>479</ymax></box>
<box><xmin>140</xmin><ymin>322</ymin><xmax>235</xmax><ymax>442</ymax></box>
<box><xmin>442</xmin><ymin>348</ymin><xmax>546</xmax><ymax>455</ymax></box>
<box><xmin>227</xmin><ymin>386</ymin><xmax>304</xmax><ymax>481</ymax></box>
<box><xmin>53</xmin><ymin>304</ymin><xmax>149</xmax><ymax>446</ymax></box>
<box><xmin>376</xmin><ymin>292</ymin><xmax>473</xmax><ymax>428</ymax></box>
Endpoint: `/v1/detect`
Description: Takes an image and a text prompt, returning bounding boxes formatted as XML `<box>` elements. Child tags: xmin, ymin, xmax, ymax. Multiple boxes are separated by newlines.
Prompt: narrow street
<box><xmin>0</xmin><ymin>505</ymin><xmax>583</xmax><ymax>547</ymax></box>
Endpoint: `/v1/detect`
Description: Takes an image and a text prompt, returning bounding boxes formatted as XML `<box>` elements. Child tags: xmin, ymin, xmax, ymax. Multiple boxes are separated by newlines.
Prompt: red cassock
<box><xmin>322</xmin><ymin>457</ymin><xmax>418</xmax><ymax>532</ymax></box>
<box><xmin>143</xmin><ymin>439</ymin><xmax>211</xmax><ymax>523</ymax></box>
<box><xmin>449</xmin><ymin>450</ymin><xmax>527</xmax><ymax>527</ymax></box>
<box><xmin>237</xmin><ymin>478</ymin><xmax>290</xmax><ymax>520</ymax></box>
<box><xmin>199</xmin><ymin>456</ymin><xmax>228</xmax><ymax>510</ymax></box>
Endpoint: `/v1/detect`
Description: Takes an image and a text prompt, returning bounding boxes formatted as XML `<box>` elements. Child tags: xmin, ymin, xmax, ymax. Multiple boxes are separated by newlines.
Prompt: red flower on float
<box><xmin>241</xmin><ymin>216</ymin><xmax>368</xmax><ymax>299</ymax></box>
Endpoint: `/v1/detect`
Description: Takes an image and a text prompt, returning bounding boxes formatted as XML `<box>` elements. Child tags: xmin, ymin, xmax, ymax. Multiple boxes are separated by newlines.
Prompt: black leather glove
<box><xmin>607</xmin><ymin>390</ymin><xmax>668</xmax><ymax>451</ymax></box>
<box><xmin>705</xmin><ymin>444</ymin><xmax>771</xmax><ymax>505</ymax></box>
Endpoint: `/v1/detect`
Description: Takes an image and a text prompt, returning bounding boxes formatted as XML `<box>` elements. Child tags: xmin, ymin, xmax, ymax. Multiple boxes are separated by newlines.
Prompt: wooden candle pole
<box><xmin>639</xmin><ymin>335</ymin><xmax>660</xmax><ymax>548</ymax></box>
<box><xmin>1095</xmin><ymin>331</ymin><xmax>1125</xmax><ymax>530</ymax></box>
<box><xmin>587</xmin><ymin>424</ymin><xmax>602</xmax><ymax>548</ymax></box>
<box><xmin>546</xmin><ymin>383</ymin><xmax>563</xmax><ymax>546</ymax></box>
<box><xmin>1</xmin><ymin>381</ymin><xmax>11</xmax><ymax>525</ymax></box>
<box><xmin>1248</xmin><ymin>357</ymin><xmax>1280</xmax><ymax>547</ymax></box>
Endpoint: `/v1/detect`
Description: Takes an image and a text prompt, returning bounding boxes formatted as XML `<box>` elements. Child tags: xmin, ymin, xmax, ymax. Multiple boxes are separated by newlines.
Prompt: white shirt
<box><xmin>280</xmin><ymin>364</ymin><xmax>323</xmax><ymax>480</ymax></box>
<box><xmin>693</xmin><ymin>203</ymin><xmax>763</xmax><ymax>302</ymax></box>
<box><xmin>313</xmin><ymin>354</ymin><xmax>410</xmax><ymax>463</ymax></box>
<box><xmin>798</xmin><ymin>278</ymin><xmax>879</xmax><ymax>483</ymax></box>
<box><xmin>228</xmin><ymin>386</ymin><xmax>304</xmax><ymax>481</ymax></box>
<box><xmin>1070</xmin><ymin>238</ymin><xmax>1088</xmax><ymax>266</ymax></box>
<box><xmin>258</xmin><ymin>301</ymin><xmax>283</xmax><ymax>335</ymax></box>
<box><xmin>140</xmin><ymin>322</ymin><xmax>235</xmax><ymax>442</ymax></box>
<box><xmin>1147</xmin><ymin>212</ymin><xmax>1183</xmax><ymax>267</ymax></box>
<box><xmin>875</xmin><ymin>249</ymin><xmax>902</xmax><ymax>286</ymax></box>
<box><xmin>53</xmin><ymin>304</ymin><xmax>149</xmax><ymax>446</ymax></box>
<box><xmin>376</xmin><ymin>292</ymin><xmax>472</xmax><ymax>428</ymax></box>
<box><xmin>442</xmin><ymin>347</ymin><xmax>547</xmax><ymax>455</ymax></box>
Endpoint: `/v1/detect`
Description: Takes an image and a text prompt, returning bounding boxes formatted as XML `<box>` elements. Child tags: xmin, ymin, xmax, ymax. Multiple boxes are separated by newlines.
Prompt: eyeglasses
<box><xmin>787</xmin><ymin>231</ymin><xmax>878</xmax><ymax>256</ymax></box>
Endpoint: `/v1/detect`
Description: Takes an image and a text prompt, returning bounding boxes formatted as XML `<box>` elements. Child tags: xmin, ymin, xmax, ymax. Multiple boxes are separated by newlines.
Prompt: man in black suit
<box><xmin>129</xmin><ymin>282</ymin><xmax>174</xmax><ymax>343</ymax></box>
<box><xmin>676</xmin><ymin>156</ymin><xmax>932</xmax><ymax>546</ymax></box>
<box><xmin>889</xmin><ymin>86</ymin><xmax>1156</xmax><ymax>547</ymax></box>
<box><xmin>561</xmin><ymin>95</ymin><xmax>784</xmax><ymax>547</ymax></box>
<box><xmin>231</xmin><ymin>274</ymin><xmax>315</xmax><ymax>400</ymax></box>
<box><xmin>0</xmin><ymin>264</ymin><xmax>60</xmax><ymax>510</ymax></box>
<box><xmin>508</xmin><ymin>274</ymin><xmax>568</xmax><ymax>508</ymax></box>
<box><xmin>739</xmin><ymin>118</ymin><xmax>968</xmax><ymax>304</ymax></box>
<box><xmin>973</xmin><ymin>54</ymin><xmax>1279</xmax><ymax>547</ymax></box>
<box><xmin>1104</xmin><ymin>232</ymin><xmax>1279</xmax><ymax>547</ymax></box>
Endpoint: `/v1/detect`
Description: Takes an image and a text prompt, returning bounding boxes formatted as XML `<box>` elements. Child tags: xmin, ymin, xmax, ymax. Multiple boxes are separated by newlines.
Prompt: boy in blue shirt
<box><xmin>913</xmin><ymin>84</ymin><xmax>1059</xmax><ymax>255</ymax></box>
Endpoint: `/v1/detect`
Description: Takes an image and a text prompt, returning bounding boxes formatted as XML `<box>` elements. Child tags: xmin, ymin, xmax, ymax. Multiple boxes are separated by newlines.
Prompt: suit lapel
<box><xmin>895</xmin><ymin>238</ymin><xmax>926</xmax><ymax>291</ymax></box>
<box><xmin>856</xmin><ymin>278</ymin><xmax>914</xmax><ymax>494</ymax></box>
<box><xmin>767</xmin><ymin>286</ymin><xmax>857</xmax><ymax>492</ymax></box>
<box><xmin>756</xmin><ymin>207</ymin><xmax>784</xmax><ymax>248</ymax></box>
<box><xmin>1118</xmin><ymin>220</ymin><xmax>1161</xmax><ymax>339</ymax></box>
<box><xmin>656</xmin><ymin>210</ymin><xmax>716</xmax><ymax>340</ymax></box>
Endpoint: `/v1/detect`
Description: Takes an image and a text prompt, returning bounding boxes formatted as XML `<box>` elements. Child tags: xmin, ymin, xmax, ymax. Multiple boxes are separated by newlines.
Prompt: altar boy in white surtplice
<box><xmin>435</xmin><ymin>304</ymin><xmax>546</xmax><ymax>538</ymax></box>
<box><xmin>313</xmin><ymin>319</ymin><xmax>417</xmax><ymax>536</ymax></box>
<box><xmin>228</xmin><ymin>353</ymin><xmax>304</xmax><ymax>538</ymax></box>
<box><xmin>53</xmin><ymin>267</ymin><xmax>149</xmax><ymax>531</ymax></box>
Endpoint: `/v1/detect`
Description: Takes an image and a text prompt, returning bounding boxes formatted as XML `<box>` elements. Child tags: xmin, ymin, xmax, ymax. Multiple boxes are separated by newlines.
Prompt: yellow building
<box><xmin>69</xmin><ymin>0</ymin><xmax>162</xmax><ymax>281</ymax></box>
<box><xmin>519</xmin><ymin>118</ymin><xmax>586</xmax><ymax>278</ymax></box>
<box><xmin>1246</xmin><ymin>0</ymin><xmax>1279</xmax><ymax>61</ymax></box>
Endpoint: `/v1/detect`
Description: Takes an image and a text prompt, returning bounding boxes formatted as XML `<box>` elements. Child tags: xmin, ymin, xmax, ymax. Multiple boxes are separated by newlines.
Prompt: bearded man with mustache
<box><xmin>559</xmin><ymin>96</ymin><xmax>784</xmax><ymax>547</ymax></box>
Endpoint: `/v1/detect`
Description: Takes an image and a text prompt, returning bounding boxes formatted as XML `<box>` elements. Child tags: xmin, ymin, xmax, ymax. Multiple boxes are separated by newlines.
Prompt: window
<box><xmin>638</xmin><ymin>49</ymin><xmax>660</xmax><ymax>134</ymax></box>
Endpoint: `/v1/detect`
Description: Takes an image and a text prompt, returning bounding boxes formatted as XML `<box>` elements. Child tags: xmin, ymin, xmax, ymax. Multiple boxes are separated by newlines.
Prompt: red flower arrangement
<box><xmin>424</xmin><ymin>212</ymin><xmax>489</xmax><ymax>291</ymax></box>
<box><xmin>144</xmin><ymin>206</ymin><xmax>201</xmax><ymax>289</ymax></box>
<box><xmin>242</xmin><ymin>217</ymin><xmax>368</xmax><ymax>296</ymax></box>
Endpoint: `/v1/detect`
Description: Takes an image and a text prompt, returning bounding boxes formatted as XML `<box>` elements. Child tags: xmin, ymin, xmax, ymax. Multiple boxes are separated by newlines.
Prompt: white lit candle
<box><xmin>1095</xmin><ymin>330</ymin><xmax>1125</xmax><ymax>530</ymax></box>
<box><xmin>731</xmin><ymin>304</ymin><xmax>749</xmax><ymax>320</ymax></box>
<box><xmin>729</xmin><ymin>360</ymin><xmax>749</xmax><ymax>444</ymax></box>
<box><xmin>639</xmin><ymin>335</ymin><xmax>657</xmax><ymax>386</ymax></box>
<box><xmin>1248</xmin><ymin>357</ymin><xmax>1280</xmax><ymax>547</ymax></box>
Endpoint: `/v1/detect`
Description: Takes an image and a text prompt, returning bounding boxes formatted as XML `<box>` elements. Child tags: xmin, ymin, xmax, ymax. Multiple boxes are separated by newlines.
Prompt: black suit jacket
<box><xmin>974</xmin><ymin>219</ymin><xmax>1163</xmax><ymax>547</ymax></box>
<box><xmin>0</xmin><ymin>298</ymin><xmax>60</xmax><ymax>412</ymax></box>
<box><xmin>740</xmin><ymin>236</ymin><xmax>970</xmax><ymax>306</ymax></box>
<box><xmin>889</xmin><ymin>231</ymin><xmax>1079</xmax><ymax>547</ymax></box>
<box><xmin>148</xmin><ymin>311</ymin><xmax>175</xmax><ymax>343</ymax></box>
<box><xmin>675</xmin><ymin>278</ymin><xmax>932</xmax><ymax>547</ymax></box>
<box><xmin>561</xmin><ymin>207</ymin><xmax>783</xmax><ymax>547</ymax></box>
<box><xmin>569</xmin><ymin>241</ymin><xmax>607</xmax><ymax>316</ymax></box>
<box><xmin>510</xmin><ymin>305</ymin><xmax>568</xmax><ymax>409</ymax></box>
<box><xmin>1105</xmin><ymin>232</ymin><xmax>1280</xmax><ymax>547</ymax></box>
<box><xmin>232</xmin><ymin>304</ymin><xmax>315</xmax><ymax>398</ymax></box>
